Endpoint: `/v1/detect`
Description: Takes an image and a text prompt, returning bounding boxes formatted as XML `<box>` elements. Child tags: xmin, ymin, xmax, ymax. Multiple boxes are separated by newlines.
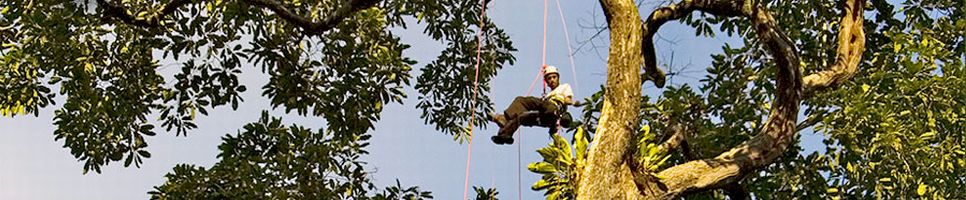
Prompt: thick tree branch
<box><xmin>96</xmin><ymin>0</ymin><xmax>193</xmax><ymax>27</ymax></box>
<box><xmin>802</xmin><ymin>0</ymin><xmax>865</xmax><ymax>94</ymax></box>
<box><xmin>640</xmin><ymin>0</ymin><xmax>751</xmax><ymax>88</ymax></box>
<box><xmin>243</xmin><ymin>0</ymin><xmax>381</xmax><ymax>35</ymax></box>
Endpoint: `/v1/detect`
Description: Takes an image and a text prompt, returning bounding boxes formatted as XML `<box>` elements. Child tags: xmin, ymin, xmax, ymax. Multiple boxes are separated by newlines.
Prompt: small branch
<box><xmin>796</xmin><ymin>110</ymin><xmax>827</xmax><ymax>131</ymax></box>
<box><xmin>97</xmin><ymin>0</ymin><xmax>380</xmax><ymax>36</ymax></box>
<box><xmin>657</xmin><ymin>124</ymin><xmax>687</xmax><ymax>152</ymax></box>
<box><xmin>244</xmin><ymin>0</ymin><xmax>381</xmax><ymax>35</ymax></box>
<box><xmin>96</xmin><ymin>0</ymin><xmax>193</xmax><ymax>27</ymax></box>
<box><xmin>802</xmin><ymin>0</ymin><xmax>866</xmax><ymax>94</ymax></box>
<box><xmin>0</xmin><ymin>23</ymin><xmax>16</xmax><ymax>31</ymax></box>
<box><xmin>657</xmin><ymin>122</ymin><xmax>695</xmax><ymax>160</ymax></box>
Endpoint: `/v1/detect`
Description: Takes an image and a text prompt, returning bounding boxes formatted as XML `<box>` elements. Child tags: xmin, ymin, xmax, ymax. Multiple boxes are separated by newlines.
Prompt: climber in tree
<box><xmin>489</xmin><ymin>65</ymin><xmax>577</xmax><ymax>145</ymax></box>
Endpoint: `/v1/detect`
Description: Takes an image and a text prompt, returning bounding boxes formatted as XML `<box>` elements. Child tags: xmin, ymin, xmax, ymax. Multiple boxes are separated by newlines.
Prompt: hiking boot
<box><xmin>491</xmin><ymin>135</ymin><xmax>514</xmax><ymax>145</ymax></box>
<box><xmin>488</xmin><ymin>113</ymin><xmax>507</xmax><ymax>128</ymax></box>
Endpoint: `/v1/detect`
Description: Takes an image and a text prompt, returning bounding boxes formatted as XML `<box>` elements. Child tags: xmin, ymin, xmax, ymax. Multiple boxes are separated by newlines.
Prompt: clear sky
<box><xmin>0</xmin><ymin>1</ymin><xmax>825</xmax><ymax>199</ymax></box>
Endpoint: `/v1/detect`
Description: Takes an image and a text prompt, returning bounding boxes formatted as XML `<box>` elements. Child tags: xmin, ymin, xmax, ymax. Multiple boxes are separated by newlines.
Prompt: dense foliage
<box><xmin>1</xmin><ymin>0</ymin><xmax>512</xmax><ymax>198</ymax></box>
<box><xmin>148</xmin><ymin>111</ymin><xmax>433</xmax><ymax>199</ymax></box>
<box><xmin>0</xmin><ymin>0</ymin><xmax>513</xmax><ymax>173</ymax></box>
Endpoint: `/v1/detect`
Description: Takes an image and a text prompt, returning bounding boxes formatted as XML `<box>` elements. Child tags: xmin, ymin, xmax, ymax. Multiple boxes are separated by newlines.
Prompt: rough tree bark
<box><xmin>576</xmin><ymin>0</ymin><xmax>644</xmax><ymax>199</ymax></box>
<box><xmin>580</xmin><ymin>0</ymin><xmax>865</xmax><ymax>199</ymax></box>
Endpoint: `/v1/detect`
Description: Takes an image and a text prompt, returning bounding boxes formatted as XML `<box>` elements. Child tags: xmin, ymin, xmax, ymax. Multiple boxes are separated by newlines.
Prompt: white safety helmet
<box><xmin>544</xmin><ymin>65</ymin><xmax>559</xmax><ymax>76</ymax></box>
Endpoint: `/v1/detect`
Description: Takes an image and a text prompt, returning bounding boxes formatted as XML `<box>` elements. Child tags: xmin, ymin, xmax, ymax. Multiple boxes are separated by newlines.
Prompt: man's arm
<box><xmin>563</xmin><ymin>84</ymin><xmax>577</xmax><ymax>106</ymax></box>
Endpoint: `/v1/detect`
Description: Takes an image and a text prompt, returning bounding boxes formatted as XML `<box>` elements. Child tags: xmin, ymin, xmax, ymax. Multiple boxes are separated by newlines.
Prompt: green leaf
<box><xmin>553</xmin><ymin>134</ymin><xmax>572</xmax><ymax>161</ymax></box>
<box><xmin>531</xmin><ymin>179</ymin><xmax>553</xmax><ymax>190</ymax></box>
<box><xmin>124</xmin><ymin>154</ymin><xmax>134</xmax><ymax>167</ymax></box>
<box><xmin>528</xmin><ymin>162</ymin><xmax>557</xmax><ymax>174</ymax></box>
<box><xmin>575</xmin><ymin>127</ymin><xmax>588</xmax><ymax>160</ymax></box>
<box><xmin>138</xmin><ymin>150</ymin><xmax>152</xmax><ymax>158</ymax></box>
<box><xmin>920</xmin><ymin>131</ymin><xmax>936</xmax><ymax>140</ymax></box>
<box><xmin>139</xmin><ymin>124</ymin><xmax>155</xmax><ymax>134</ymax></box>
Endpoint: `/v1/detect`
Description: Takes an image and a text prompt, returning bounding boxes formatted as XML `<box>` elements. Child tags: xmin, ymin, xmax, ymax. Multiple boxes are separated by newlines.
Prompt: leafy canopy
<box><xmin>149</xmin><ymin>111</ymin><xmax>433</xmax><ymax>199</ymax></box>
<box><xmin>1</xmin><ymin>0</ymin><xmax>512</xmax><ymax>173</ymax></box>
<box><xmin>2</xmin><ymin>0</ymin><xmax>515</xmax><ymax>198</ymax></box>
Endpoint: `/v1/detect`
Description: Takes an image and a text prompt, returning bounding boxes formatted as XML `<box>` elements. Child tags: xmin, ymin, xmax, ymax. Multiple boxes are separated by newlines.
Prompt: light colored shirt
<box><xmin>544</xmin><ymin>83</ymin><xmax>574</xmax><ymax>106</ymax></box>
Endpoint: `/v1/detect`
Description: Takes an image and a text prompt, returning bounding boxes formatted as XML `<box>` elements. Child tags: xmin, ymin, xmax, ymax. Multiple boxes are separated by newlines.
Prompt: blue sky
<box><xmin>0</xmin><ymin>1</ymin><xmax>826</xmax><ymax>199</ymax></box>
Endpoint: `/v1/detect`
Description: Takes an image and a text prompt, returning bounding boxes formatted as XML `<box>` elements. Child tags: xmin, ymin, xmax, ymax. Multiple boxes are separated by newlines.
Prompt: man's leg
<box><xmin>492</xmin><ymin>111</ymin><xmax>539</xmax><ymax>145</ymax></box>
<box><xmin>490</xmin><ymin>96</ymin><xmax>541</xmax><ymax>128</ymax></box>
<box><xmin>504</xmin><ymin>97</ymin><xmax>545</xmax><ymax>119</ymax></box>
<box><xmin>492</xmin><ymin>96</ymin><xmax>545</xmax><ymax>145</ymax></box>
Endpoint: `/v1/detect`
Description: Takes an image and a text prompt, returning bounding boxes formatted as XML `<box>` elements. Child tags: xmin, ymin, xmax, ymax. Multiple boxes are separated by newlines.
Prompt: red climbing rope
<box><xmin>463</xmin><ymin>0</ymin><xmax>488</xmax><ymax>199</ymax></box>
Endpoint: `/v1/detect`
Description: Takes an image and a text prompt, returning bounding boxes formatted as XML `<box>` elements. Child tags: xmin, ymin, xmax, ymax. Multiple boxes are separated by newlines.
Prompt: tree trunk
<box><xmin>576</xmin><ymin>0</ymin><xmax>644</xmax><ymax>199</ymax></box>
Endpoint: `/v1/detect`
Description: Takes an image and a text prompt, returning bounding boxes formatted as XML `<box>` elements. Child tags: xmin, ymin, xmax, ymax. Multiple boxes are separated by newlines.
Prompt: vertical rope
<box><xmin>463</xmin><ymin>0</ymin><xmax>488</xmax><ymax>199</ymax></box>
<box><xmin>462</xmin><ymin>131</ymin><xmax>475</xmax><ymax>200</ymax></box>
<box><xmin>510</xmin><ymin>71</ymin><xmax>542</xmax><ymax>200</ymax></box>
<box><xmin>541</xmin><ymin>0</ymin><xmax>549</xmax><ymax>67</ymax></box>
<box><xmin>554</xmin><ymin>0</ymin><xmax>579</xmax><ymax>96</ymax></box>
<box><xmin>517</xmin><ymin>131</ymin><xmax>523</xmax><ymax>200</ymax></box>
<box><xmin>540</xmin><ymin>0</ymin><xmax>549</xmax><ymax>96</ymax></box>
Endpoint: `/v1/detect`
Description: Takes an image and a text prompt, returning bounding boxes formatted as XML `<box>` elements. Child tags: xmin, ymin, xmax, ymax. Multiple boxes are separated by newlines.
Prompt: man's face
<box><xmin>544</xmin><ymin>73</ymin><xmax>559</xmax><ymax>89</ymax></box>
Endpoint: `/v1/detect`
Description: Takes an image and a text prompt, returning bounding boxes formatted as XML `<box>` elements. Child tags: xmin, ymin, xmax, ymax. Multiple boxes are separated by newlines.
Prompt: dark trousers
<box><xmin>498</xmin><ymin>97</ymin><xmax>559</xmax><ymax>138</ymax></box>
